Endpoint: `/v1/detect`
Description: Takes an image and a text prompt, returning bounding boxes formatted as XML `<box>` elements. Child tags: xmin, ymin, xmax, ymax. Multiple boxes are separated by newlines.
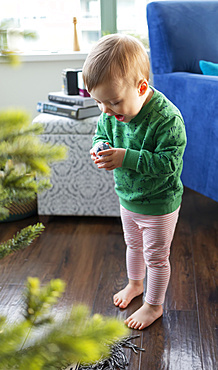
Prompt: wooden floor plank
<box><xmin>0</xmin><ymin>283</ymin><xmax>25</xmax><ymax>323</ymax></box>
<box><xmin>141</xmin><ymin>310</ymin><xmax>202</xmax><ymax>370</ymax></box>
<box><xmin>165</xmin><ymin>215</ymin><xmax>196</xmax><ymax>311</ymax></box>
<box><xmin>192</xmin><ymin>225</ymin><xmax>218</xmax><ymax>370</ymax></box>
<box><xmin>181</xmin><ymin>189</ymin><xmax>218</xmax><ymax>370</ymax></box>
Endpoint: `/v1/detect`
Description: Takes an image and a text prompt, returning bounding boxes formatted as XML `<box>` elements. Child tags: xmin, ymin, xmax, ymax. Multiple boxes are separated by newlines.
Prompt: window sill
<box><xmin>0</xmin><ymin>51</ymin><xmax>89</xmax><ymax>63</ymax></box>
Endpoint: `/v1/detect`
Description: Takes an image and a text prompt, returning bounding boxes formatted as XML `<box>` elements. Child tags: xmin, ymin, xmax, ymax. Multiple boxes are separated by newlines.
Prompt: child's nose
<box><xmin>101</xmin><ymin>103</ymin><xmax>112</xmax><ymax>114</ymax></box>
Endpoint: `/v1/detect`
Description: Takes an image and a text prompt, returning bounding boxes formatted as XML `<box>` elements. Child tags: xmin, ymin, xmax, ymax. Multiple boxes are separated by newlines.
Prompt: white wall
<box><xmin>0</xmin><ymin>53</ymin><xmax>87</xmax><ymax>119</ymax></box>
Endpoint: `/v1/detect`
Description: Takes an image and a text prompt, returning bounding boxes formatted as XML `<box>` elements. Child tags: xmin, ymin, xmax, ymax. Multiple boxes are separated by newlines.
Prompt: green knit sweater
<box><xmin>92</xmin><ymin>88</ymin><xmax>187</xmax><ymax>215</ymax></box>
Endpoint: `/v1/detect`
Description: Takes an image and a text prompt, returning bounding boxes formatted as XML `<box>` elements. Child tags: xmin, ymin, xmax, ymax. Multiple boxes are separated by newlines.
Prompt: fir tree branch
<box><xmin>0</xmin><ymin>223</ymin><xmax>45</xmax><ymax>259</ymax></box>
<box><xmin>0</xmin><ymin>205</ymin><xmax>10</xmax><ymax>220</ymax></box>
<box><xmin>0</xmin><ymin>176</ymin><xmax>51</xmax><ymax>220</ymax></box>
<box><xmin>0</xmin><ymin>120</ymin><xmax>44</xmax><ymax>143</ymax></box>
<box><xmin>0</xmin><ymin>110</ymin><xmax>33</xmax><ymax>141</ymax></box>
<box><xmin>0</xmin><ymin>108</ymin><xmax>67</xmax><ymax>220</ymax></box>
<box><xmin>0</xmin><ymin>279</ymin><xmax>128</xmax><ymax>370</ymax></box>
<box><xmin>0</xmin><ymin>137</ymin><xmax>67</xmax><ymax>176</ymax></box>
<box><xmin>23</xmin><ymin>277</ymin><xmax>66</xmax><ymax>326</ymax></box>
<box><xmin>16</xmin><ymin>306</ymin><xmax>128</xmax><ymax>370</ymax></box>
<box><xmin>0</xmin><ymin>109</ymin><xmax>67</xmax><ymax>176</ymax></box>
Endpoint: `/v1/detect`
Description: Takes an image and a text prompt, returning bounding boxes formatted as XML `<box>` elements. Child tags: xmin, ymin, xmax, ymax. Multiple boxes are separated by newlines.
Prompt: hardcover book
<box><xmin>37</xmin><ymin>101</ymin><xmax>101</xmax><ymax>120</ymax></box>
<box><xmin>48</xmin><ymin>91</ymin><xmax>97</xmax><ymax>108</ymax></box>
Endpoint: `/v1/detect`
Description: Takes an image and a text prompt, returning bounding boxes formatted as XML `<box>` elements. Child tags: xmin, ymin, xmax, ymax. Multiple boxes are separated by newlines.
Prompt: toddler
<box><xmin>82</xmin><ymin>34</ymin><xmax>187</xmax><ymax>330</ymax></box>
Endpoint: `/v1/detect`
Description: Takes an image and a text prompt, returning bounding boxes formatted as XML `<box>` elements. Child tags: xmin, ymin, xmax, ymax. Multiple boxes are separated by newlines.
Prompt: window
<box><xmin>2</xmin><ymin>0</ymin><xmax>101</xmax><ymax>53</ymax></box>
<box><xmin>117</xmin><ymin>0</ymin><xmax>149</xmax><ymax>48</ymax></box>
<box><xmin>1</xmin><ymin>0</ymin><xmax>151</xmax><ymax>54</ymax></box>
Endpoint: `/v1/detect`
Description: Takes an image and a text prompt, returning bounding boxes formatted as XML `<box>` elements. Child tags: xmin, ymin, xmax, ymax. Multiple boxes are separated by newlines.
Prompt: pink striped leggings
<box><xmin>120</xmin><ymin>205</ymin><xmax>180</xmax><ymax>305</ymax></box>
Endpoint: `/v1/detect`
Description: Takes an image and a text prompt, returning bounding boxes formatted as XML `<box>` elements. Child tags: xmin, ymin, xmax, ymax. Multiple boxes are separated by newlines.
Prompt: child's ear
<box><xmin>138</xmin><ymin>80</ymin><xmax>148</xmax><ymax>96</ymax></box>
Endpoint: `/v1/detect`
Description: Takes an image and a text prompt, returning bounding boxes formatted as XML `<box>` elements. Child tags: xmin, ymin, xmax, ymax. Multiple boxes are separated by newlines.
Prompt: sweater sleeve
<box><xmin>122</xmin><ymin>115</ymin><xmax>187</xmax><ymax>177</ymax></box>
<box><xmin>92</xmin><ymin>114</ymin><xmax>110</xmax><ymax>147</ymax></box>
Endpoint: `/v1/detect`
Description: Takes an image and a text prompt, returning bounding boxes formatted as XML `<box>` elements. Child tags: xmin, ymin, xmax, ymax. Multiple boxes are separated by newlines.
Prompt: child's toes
<box><xmin>127</xmin><ymin>319</ymin><xmax>136</xmax><ymax>328</ymax></box>
<box><xmin>133</xmin><ymin>321</ymin><xmax>142</xmax><ymax>330</ymax></box>
<box><xmin>124</xmin><ymin>317</ymin><xmax>132</xmax><ymax>326</ymax></box>
<box><xmin>119</xmin><ymin>299</ymin><xmax>128</xmax><ymax>309</ymax></box>
<box><xmin>138</xmin><ymin>322</ymin><xmax>146</xmax><ymax>330</ymax></box>
<box><xmin>113</xmin><ymin>295</ymin><xmax>121</xmax><ymax>306</ymax></box>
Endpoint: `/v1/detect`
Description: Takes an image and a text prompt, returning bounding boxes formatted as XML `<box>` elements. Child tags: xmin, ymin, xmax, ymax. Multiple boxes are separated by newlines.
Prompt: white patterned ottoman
<box><xmin>33</xmin><ymin>113</ymin><xmax>120</xmax><ymax>216</ymax></box>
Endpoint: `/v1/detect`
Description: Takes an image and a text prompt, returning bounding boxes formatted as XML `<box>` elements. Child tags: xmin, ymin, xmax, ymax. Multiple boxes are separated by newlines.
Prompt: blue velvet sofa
<box><xmin>147</xmin><ymin>1</ymin><xmax>218</xmax><ymax>202</ymax></box>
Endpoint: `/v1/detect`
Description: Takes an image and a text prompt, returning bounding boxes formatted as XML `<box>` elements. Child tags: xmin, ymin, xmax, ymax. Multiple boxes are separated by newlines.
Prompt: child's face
<box><xmin>90</xmin><ymin>78</ymin><xmax>148</xmax><ymax>123</ymax></box>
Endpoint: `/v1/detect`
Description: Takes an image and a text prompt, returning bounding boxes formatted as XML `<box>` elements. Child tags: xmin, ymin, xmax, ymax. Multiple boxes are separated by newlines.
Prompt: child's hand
<box><xmin>94</xmin><ymin>147</ymin><xmax>126</xmax><ymax>171</ymax></box>
<box><xmin>90</xmin><ymin>142</ymin><xmax>110</xmax><ymax>162</ymax></box>
<box><xmin>90</xmin><ymin>147</ymin><xmax>97</xmax><ymax>162</ymax></box>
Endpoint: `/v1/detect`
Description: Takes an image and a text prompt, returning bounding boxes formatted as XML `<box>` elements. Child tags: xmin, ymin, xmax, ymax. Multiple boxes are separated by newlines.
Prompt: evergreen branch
<box><xmin>0</xmin><ymin>107</ymin><xmax>67</xmax><ymax>220</ymax></box>
<box><xmin>0</xmin><ymin>316</ymin><xmax>6</xmax><ymax>328</ymax></box>
<box><xmin>23</xmin><ymin>277</ymin><xmax>66</xmax><ymax>325</ymax></box>
<box><xmin>0</xmin><ymin>138</ymin><xmax>67</xmax><ymax>175</ymax></box>
<box><xmin>2</xmin><ymin>172</ymin><xmax>38</xmax><ymax>190</ymax></box>
<box><xmin>0</xmin><ymin>110</ymin><xmax>31</xmax><ymax>140</ymax></box>
<box><xmin>0</xmin><ymin>322</ymin><xmax>30</xmax><ymax>359</ymax></box>
<box><xmin>0</xmin><ymin>177</ymin><xmax>51</xmax><ymax>221</ymax></box>
<box><xmin>0</xmin><ymin>205</ymin><xmax>10</xmax><ymax>220</ymax></box>
<box><xmin>0</xmin><ymin>120</ymin><xmax>44</xmax><ymax>143</ymax></box>
<box><xmin>0</xmin><ymin>191</ymin><xmax>36</xmax><ymax>222</ymax></box>
<box><xmin>0</xmin><ymin>223</ymin><xmax>45</xmax><ymax>259</ymax></box>
<box><xmin>0</xmin><ymin>109</ymin><xmax>67</xmax><ymax>177</ymax></box>
<box><xmin>1</xmin><ymin>170</ymin><xmax>51</xmax><ymax>196</ymax></box>
<box><xmin>16</xmin><ymin>306</ymin><xmax>128</xmax><ymax>370</ymax></box>
<box><xmin>0</xmin><ymin>125</ymin><xmax>44</xmax><ymax>148</ymax></box>
<box><xmin>0</xmin><ymin>278</ymin><xmax>128</xmax><ymax>370</ymax></box>
<box><xmin>35</xmin><ymin>178</ymin><xmax>52</xmax><ymax>193</ymax></box>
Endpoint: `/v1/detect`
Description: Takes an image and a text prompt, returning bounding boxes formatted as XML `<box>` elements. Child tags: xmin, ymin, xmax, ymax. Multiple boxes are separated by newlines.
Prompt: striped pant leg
<box><xmin>140</xmin><ymin>208</ymin><xmax>180</xmax><ymax>305</ymax></box>
<box><xmin>120</xmin><ymin>205</ymin><xmax>146</xmax><ymax>280</ymax></box>
<box><xmin>120</xmin><ymin>205</ymin><xmax>180</xmax><ymax>305</ymax></box>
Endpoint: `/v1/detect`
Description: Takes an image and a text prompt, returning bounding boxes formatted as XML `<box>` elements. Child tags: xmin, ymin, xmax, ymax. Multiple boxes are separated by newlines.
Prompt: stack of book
<box><xmin>37</xmin><ymin>91</ymin><xmax>101</xmax><ymax>120</ymax></box>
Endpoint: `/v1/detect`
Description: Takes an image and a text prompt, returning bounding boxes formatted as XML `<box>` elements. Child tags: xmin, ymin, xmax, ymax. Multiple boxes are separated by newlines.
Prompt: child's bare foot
<box><xmin>124</xmin><ymin>302</ymin><xmax>163</xmax><ymax>330</ymax></box>
<box><xmin>113</xmin><ymin>280</ymin><xmax>144</xmax><ymax>309</ymax></box>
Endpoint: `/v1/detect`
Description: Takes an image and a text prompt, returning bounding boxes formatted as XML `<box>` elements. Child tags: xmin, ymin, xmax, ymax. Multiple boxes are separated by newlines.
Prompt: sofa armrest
<box><xmin>154</xmin><ymin>72</ymin><xmax>218</xmax><ymax>119</ymax></box>
<box><xmin>153</xmin><ymin>72</ymin><xmax>218</xmax><ymax>201</ymax></box>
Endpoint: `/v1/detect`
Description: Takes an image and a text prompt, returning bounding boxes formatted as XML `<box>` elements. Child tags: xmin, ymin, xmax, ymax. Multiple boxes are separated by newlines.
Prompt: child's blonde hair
<box><xmin>82</xmin><ymin>33</ymin><xmax>150</xmax><ymax>92</ymax></box>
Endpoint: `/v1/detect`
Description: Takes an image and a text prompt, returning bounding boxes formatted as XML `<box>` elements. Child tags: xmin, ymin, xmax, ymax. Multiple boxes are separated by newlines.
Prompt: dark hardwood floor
<box><xmin>0</xmin><ymin>187</ymin><xmax>217</xmax><ymax>369</ymax></box>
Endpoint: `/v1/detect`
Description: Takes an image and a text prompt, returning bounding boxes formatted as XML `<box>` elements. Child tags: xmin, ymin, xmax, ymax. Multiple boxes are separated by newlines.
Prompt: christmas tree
<box><xmin>0</xmin><ymin>107</ymin><xmax>67</xmax><ymax>238</ymax></box>
<box><xmin>0</xmin><ymin>109</ymin><xmax>128</xmax><ymax>369</ymax></box>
